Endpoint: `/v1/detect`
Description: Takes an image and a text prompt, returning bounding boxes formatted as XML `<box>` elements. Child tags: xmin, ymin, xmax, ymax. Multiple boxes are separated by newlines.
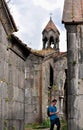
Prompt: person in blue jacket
<box><xmin>48</xmin><ymin>99</ymin><xmax>61</xmax><ymax>130</ymax></box>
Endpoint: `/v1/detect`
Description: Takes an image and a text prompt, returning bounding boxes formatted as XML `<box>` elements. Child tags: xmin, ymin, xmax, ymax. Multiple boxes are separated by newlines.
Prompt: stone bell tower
<box><xmin>42</xmin><ymin>17</ymin><xmax>60</xmax><ymax>50</ymax></box>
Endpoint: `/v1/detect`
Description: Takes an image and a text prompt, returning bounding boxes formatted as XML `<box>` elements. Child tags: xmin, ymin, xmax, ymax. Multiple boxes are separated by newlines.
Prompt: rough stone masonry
<box><xmin>62</xmin><ymin>0</ymin><xmax>83</xmax><ymax>130</ymax></box>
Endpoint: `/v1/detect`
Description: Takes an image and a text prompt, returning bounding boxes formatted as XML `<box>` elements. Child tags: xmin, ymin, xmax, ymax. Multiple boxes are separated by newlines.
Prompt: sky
<box><xmin>7</xmin><ymin>0</ymin><xmax>66</xmax><ymax>52</ymax></box>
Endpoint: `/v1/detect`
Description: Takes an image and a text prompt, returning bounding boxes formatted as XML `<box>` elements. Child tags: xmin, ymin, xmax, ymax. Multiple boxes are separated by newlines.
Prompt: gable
<box><xmin>0</xmin><ymin>0</ymin><xmax>17</xmax><ymax>35</ymax></box>
<box><xmin>7</xmin><ymin>34</ymin><xmax>31</xmax><ymax>60</ymax></box>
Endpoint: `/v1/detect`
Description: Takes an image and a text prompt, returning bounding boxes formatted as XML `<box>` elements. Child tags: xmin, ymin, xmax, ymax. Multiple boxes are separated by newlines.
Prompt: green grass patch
<box><xmin>61</xmin><ymin>118</ymin><xmax>67</xmax><ymax>130</ymax></box>
<box><xmin>61</xmin><ymin>124</ymin><xmax>67</xmax><ymax>130</ymax></box>
<box><xmin>25</xmin><ymin>118</ymin><xmax>67</xmax><ymax>130</ymax></box>
<box><xmin>41</xmin><ymin>118</ymin><xmax>50</xmax><ymax>128</ymax></box>
<box><xmin>25</xmin><ymin>119</ymin><xmax>50</xmax><ymax>129</ymax></box>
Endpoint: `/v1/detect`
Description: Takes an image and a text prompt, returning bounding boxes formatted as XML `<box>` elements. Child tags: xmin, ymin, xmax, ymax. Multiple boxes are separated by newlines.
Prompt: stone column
<box><xmin>65</xmin><ymin>25</ymin><xmax>79</xmax><ymax>130</ymax></box>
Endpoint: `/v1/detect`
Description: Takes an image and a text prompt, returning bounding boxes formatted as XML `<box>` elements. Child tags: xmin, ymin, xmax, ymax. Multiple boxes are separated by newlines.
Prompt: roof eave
<box><xmin>62</xmin><ymin>20</ymin><xmax>83</xmax><ymax>25</ymax></box>
<box><xmin>1</xmin><ymin>0</ymin><xmax>18</xmax><ymax>33</ymax></box>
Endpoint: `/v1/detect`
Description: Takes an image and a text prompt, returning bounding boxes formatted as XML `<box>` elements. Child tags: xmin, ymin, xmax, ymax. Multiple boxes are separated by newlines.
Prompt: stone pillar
<box><xmin>65</xmin><ymin>25</ymin><xmax>80</xmax><ymax>130</ymax></box>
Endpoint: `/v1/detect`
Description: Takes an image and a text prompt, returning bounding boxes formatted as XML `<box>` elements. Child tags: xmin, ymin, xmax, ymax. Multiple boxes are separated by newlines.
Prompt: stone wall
<box><xmin>42</xmin><ymin>58</ymin><xmax>54</xmax><ymax>120</ymax></box>
<box><xmin>24</xmin><ymin>52</ymin><xmax>67</xmax><ymax>123</ymax></box>
<box><xmin>0</xmin><ymin>0</ymin><xmax>68</xmax><ymax>127</ymax></box>
<box><xmin>25</xmin><ymin>53</ymin><xmax>43</xmax><ymax>123</ymax></box>
<box><xmin>42</xmin><ymin>54</ymin><xmax>67</xmax><ymax>119</ymax></box>
<box><xmin>41</xmin><ymin>54</ymin><xmax>67</xmax><ymax>120</ymax></box>
<box><xmin>53</xmin><ymin>55</ymin><xmax>67</xmax><ymax>115</ymax></box>
<box><xmin>0</xmin><ymin>21</ymin><xmax>25</xmax><ymax>130</ymax></box>
<box><xmin>64</xmin><ymin>24</ymin><xmax>83</xmax><ymax>130</ymax></box>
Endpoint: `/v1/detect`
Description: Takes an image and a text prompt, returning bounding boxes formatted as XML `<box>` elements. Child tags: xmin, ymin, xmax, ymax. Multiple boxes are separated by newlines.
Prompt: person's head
<box><xmin>51</xmin><ymin>99</ymin><xmax>57</xmax><ymax>106</ymax></box>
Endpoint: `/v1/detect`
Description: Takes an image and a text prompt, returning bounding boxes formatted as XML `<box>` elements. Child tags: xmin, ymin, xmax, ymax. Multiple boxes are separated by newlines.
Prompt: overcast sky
<box><xmin>7</xmin><ymin>0</ymin><xmax>66</xmax><ymax>52</ymax></box>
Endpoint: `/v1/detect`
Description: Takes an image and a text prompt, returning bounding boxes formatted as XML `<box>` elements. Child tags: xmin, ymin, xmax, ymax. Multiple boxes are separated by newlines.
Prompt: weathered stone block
<box><xmin>12</xmin><ymin>67</ymin><xmax>18</xmax><ymax>87</ymax></box>
<box><xmin>68</xmin><ymin>95</ymin><xmax>79</xmax><ymax>119</ymax></box>
<box><xmin>68</xmin><ymin>79</ymin><xmax>79</xmax><ymax>95</ymax></box>
<box><xmin>0</xmin><ymin>61</ymin><xmax>4</xmax><ymax>80</ymax></box>
<box><xmin>78</xmin><ymin>80</ymin><xmax>83</xmax><ymax>94</ymax></box>
<box><xmin>13</xmin><ymin>87</ymin><xmax>24</xmax><ymax>102</ymax></box>
<box><xmin>32</xmin><ymin>96</ymin><xmax>39</xmax><ymax>104</ymax></box>
<box><xmin>25</xmin><ymin>97</ymin><xmax>31</xmax><ymax>104</ymax></box>
<box><xmin>68</xmin><ymin>119</ymin><xmax>79</xmax><ymax>130</ymax></box>
<box><xmin>79</xmin><ymin>64</ymin><xmax>83</xmax><ymax>79</ymax></box>
<box><xmin>12</xmin><ymin>101</ymin><xmax>24</xmax><ymax>119</ymax></box>
<box><xmin>18</xmin><ymin>70</ymin><xmax>25</xmax><ymax>89</ymax></box>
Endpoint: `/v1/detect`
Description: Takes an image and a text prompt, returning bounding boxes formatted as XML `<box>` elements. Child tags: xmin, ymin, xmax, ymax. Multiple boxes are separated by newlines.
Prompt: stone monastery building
<box><xmin>1</xmin><ymin>0</ymin><xmax>83</xmax><ymax>130</ymax></box>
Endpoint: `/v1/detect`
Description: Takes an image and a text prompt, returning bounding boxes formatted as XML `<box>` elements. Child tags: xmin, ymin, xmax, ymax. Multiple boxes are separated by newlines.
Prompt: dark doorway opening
<box><xmin>50</xmin><ymin>65</ymin><xmax>53</xmax><ymax>87</ymax></box>
<box><xmin>64</xmin><ymin>69</ymin><xmax>68</xmax><ymax>120</ymax></box>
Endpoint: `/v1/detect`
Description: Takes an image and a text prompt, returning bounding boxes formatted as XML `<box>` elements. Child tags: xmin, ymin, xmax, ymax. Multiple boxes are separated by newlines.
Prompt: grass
<box><xmin>61</xmin><ymin>118</ymin><xmax>67</xmax><ymax>130</ymax></box>
<box><xmin>61</xmin><ymin>125</ymin><xmax>67</xmax><ymax>130</ymax></box>
<box><xmin>25</xmin><ymin>118</ymin><xmax>67</xmax><ymax>130</ymax></box>
<box><xmin>25</xmin><ymin>119</ymin><xmax>50</xmax><ymax>130</ymax></box>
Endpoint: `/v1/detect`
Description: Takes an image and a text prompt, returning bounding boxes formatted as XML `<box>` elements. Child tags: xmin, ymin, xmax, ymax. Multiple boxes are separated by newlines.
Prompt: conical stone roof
<box><xmin>42</xmin><ymin>17</ymin><xmax>59</xmax><ymax>34</ymax></box>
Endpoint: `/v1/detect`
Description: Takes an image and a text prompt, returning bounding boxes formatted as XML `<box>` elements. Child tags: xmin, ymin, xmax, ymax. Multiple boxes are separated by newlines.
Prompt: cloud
<box><xmin>8</xmin><ymin>0</ymin><xmax>66</xmax><ymax>51</ymax></box>
<box><xmin>32</xmin><ymin>0</ymin><xmax>64</xmax><ymax>11</ymax></box>
<box><xmin>59</xmin><ymin>29</ymin><xmax>67</xmax><ymax>52</ymax></box>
